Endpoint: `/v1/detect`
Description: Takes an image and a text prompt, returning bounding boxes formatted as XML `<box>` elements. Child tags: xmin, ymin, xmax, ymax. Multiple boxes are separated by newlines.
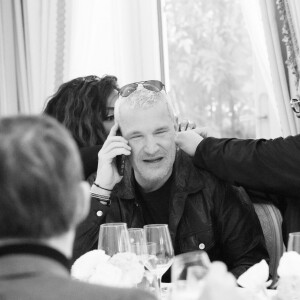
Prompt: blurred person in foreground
<box><xmin>89</xmin><ymin>80</ymin><xmax>269</xmax><ymax>279</ymax></box>
<box><xmin>44</xmin><ymin>75</ymin><xmax>119</xmax><ymax>179</ymax></box>
<box><xmin>0</xmin><ymin>115</ymin><xmax>155</xmax><ymax>300</ymax></box>
<box><xmin>174</xmin><ymin>97</ymin><xmax>300</xmax><ymax>245</ymax></box>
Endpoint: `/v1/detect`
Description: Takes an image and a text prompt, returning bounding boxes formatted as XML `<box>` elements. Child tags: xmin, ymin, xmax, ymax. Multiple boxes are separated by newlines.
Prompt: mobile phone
<box><xmin>116</xmin><ymin>129</ymin><xmax>126</xmax><ymax>176</ymax></box>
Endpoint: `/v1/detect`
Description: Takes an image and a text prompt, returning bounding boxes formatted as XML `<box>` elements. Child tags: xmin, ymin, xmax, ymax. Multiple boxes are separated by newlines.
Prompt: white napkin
<box><xmin>237</xmin><ymin>260</ymin><xmax>270</xmax><ymax>291</ymax></box>
<box><xmin>71</xmin><ymin>250</ymin><xmax>145</xmax><ymax>287</ymax></box>
<box><xmin>277</xmin><ymin>251</ymin><xmax>300</xmax><ymax>277</ymax></box>
<box><xmin>71</xmin><ymin>249</ymin><xmax>110</xmax><ymax>281</ymax></box>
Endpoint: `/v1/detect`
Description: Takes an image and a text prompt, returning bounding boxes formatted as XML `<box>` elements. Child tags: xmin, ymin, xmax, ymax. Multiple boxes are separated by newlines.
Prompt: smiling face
<box><xmin>119</xmin><ymin>100</ymin><xmax>176</xmax><ymax>192</ymax></box>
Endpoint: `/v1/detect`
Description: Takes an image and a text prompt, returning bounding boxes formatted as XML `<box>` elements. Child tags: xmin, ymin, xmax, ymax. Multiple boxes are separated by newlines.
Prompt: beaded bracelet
<box><xmin>93</xmin><ymin>182</ymin><xmax>113</xmax><ymax>192</ymax></box>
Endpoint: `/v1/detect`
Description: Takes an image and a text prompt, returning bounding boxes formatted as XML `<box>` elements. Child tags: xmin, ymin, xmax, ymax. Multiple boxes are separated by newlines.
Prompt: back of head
<box><xmin>0</xmin><ymin>115</ymin><xmax>83</xmax><ymax>239</ymax></box>
<box><xmin>44</xmin><ymin>75</ymin><xmax>119</xmax><ymax>147</ymax></box>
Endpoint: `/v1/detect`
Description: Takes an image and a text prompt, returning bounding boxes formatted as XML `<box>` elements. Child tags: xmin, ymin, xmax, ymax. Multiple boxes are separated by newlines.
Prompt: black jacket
<box><xmin>74</xmin><ymin>150</ymin><xmax>269</xmax><ymax>278</ymax></box>
<box><xmin>194</xmin><ymin>135</ymin><xmax>300</xmax><ymax>244</ymax></box>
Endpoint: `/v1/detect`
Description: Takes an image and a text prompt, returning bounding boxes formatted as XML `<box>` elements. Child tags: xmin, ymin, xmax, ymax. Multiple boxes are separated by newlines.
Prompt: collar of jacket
<box><xmin>113</xmin><ymin>149</ymin><xmax>206</xmax><ymax>200</ymax></box>
<box><xmin>0</xmin><ymin>243</ymin><xmax>70</xmax><ymax>279</ymax></box>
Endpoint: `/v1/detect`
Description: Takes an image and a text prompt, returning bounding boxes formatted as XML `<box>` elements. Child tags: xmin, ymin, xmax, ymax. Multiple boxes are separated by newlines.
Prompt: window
<box><xmin>162</xmin><ymin>0</ymin><xmax>272</xmax><ymax>138</ymax></box>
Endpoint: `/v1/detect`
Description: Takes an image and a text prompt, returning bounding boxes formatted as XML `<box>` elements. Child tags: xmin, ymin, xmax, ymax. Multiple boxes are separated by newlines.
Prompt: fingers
<box><xmin>99</xmin><ymin>139</ymin><xmax>131</xmax><ymax>163</ymax></box>
<box><xmin>179</xmin><ymin>119</ymin><xmax>189</xmax><ymax>132</ymax></box>
<box><xmin>101</xmin><ymin>141</ymin><xmax>131</xmax><ymax>157</ymax></box>
<box><xmin>103</xmin><ymin>123</ymin><xmax>129</xmax><ymax>153</ymax></box>
<box><xmin>102</xmin><ymin>139</ymin><xmax>131</xmax><ymax>153</ymax></box>
<box><xmin>178</xmin><ymin>120</ymin><xmax>196</xmax><ymax>131</ymax></box>
<box><xmin>189</xmin><ymin>121</ymin><xmax>196</xmax><ymax>130</ymax></box>
<box><xmin>108</xmin><ymin>122</ymin><xmax>119</xmax><ymax>137</ymax></box>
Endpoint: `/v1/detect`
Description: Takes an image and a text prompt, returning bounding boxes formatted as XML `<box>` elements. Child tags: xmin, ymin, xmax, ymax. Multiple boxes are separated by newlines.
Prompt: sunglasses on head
<box><xmin>290</xmin><ymin>97</ymin><xmax>300</xmax><ymax>113</ymax></box>
<box><xmin>119</xmin><ymin>80</ymin><xmax>165</xmax><ymax>98</ymax></box>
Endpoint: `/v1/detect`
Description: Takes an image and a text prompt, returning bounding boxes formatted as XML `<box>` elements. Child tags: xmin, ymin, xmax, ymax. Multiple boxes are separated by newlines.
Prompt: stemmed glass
<box><xmin>98</xmin><ymin>222</ymin><xmax>131</xmax><ymax>256</ymax></box>
<box><xmin>144</xmin><ymin>224</ymin><xmax>174</xmax><ymax>297</ymax></box>
<box><xmin>128</xmin><ymin>228</ymin><xmax>147</xmax><ymax>260</ymax></box>
<box><xmin>288</xmin><ymin>232</ymin><xmax>300</xmax><ymax>253</ymax></box>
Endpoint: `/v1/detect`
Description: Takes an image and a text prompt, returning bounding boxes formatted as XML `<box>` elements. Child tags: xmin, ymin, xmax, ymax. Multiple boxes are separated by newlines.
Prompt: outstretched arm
<box><xmin>176</xmin><ymin>130</ymin><xmax>300</xmax><ymax>198</ymax></box>
<box><xmin>194</xmin><ymin>136</ymin><xmax>300</xmax><ymax>198</ymax></box>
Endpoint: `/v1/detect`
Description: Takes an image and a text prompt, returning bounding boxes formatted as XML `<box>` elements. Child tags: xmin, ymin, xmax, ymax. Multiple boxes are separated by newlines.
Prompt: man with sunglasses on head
<box><xmin>87</xmin><ymin>80</ymin><xmax>269</xmax><ymax>280</ymax></box>
<box><xmin>175</xmin><ymin>96</ymin><xmax>300</xmax><ymax>245</ymax></box>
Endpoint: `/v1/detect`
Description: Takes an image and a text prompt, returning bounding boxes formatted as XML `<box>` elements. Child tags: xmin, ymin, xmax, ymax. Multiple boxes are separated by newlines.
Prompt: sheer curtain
<box><xmin>0</xmin><ymin>0</ymin><xmax>61</xmax><ymax>115</ymax></box>
<box><xmin>64</xmin><ymin>0</ymin><xmax>162</xmax><ymax>87</ymax></box>
<box><xmin>278</xmin><ymin>0</ymin><xmax>300</xmax><ymax>133</ymax></box>
<box><xmin>241</xmin><ymin>0</ymin><xmax>299</xmax><ymax>136</ymax></box>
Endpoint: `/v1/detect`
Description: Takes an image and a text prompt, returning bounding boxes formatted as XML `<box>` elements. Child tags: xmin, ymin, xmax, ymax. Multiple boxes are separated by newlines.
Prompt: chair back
<box><xmin>253</xmin><ymin>202</ymin><xmax>284</xmax><ymax>285</ymax></box>
<box><xmin>237</xmin><ymin>187</ymin><xmax>284</xmax><ymax>286</ymax></box>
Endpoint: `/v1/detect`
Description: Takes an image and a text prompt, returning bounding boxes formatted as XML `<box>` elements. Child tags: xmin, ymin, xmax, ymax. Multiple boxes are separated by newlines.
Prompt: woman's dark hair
<box><xmin>44</xmin><ymin>75</ymin><xmax>119</xmax><ymax>147</ymax></box>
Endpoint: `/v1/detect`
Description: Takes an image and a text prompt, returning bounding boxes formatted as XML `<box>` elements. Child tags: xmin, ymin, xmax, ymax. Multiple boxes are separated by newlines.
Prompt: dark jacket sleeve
<box><xmin>214</xmin><ymin>182</ymin><xmax>270</xmax><ymax>278</ymax></box>
<box><xmin>193</xmin><ymin>135</ymin><xmax>300</xmax><ymax>198</ymax></box>
<box><xmin>72</xmin><ymin>197</ymin><xmax>111</xmax><ymax>262</ymax></box>
<box><xmin>79</xmin><ymin>145</ymin><xmax>102</xmax><ymax>179</ymax></box>
<box><xmin>72</xmin><ymin>172</ymin><xmax>109</xmax><ymax>261</ymax></box>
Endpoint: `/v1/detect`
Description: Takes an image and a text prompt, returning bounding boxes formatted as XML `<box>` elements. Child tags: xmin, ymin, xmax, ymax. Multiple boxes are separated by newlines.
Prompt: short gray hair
<box><xmin>115</xmin><ymin>88</ymin><xmax>176</xmax><ymax>126</ymax></box>
<box><xmin>0</xmin><ymin>115</ymin><xmax>83</xmax><ymax>239</ymax></box>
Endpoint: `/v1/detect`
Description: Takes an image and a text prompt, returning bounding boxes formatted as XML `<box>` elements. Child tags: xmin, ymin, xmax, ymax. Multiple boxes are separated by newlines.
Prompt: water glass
<box><xmin>288</xmin><ymin>232</ymin><xmax>300</xmax><ymax>253</ymax></box>
<box><xmin>170</xmin><ymin>251</ymin><xmax>211</xmax><ymax>300</ymax></box>
<box><xmin>98</xmin><ymin>222</ymin><xmax>131</xmax><ymax>256</ymax></box>
<box><xmin>128</xmin><ymin>228</ymin><xmax>146</xmax><ymax>254</ymax></box>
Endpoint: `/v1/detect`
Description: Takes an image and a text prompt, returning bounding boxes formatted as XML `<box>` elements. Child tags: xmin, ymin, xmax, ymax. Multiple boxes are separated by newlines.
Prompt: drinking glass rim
<box><xmin>100</xmin><ymin>222</ymin><xmax>127</xmax><ymax>228</ymax></box>
<box><xmin>128</xmin><ymin>228</ymin><xmax>144</xmax><ymax>232</ymax></box>
<box><xmin>144</xmin><ymin>224</ymin><xmax>168</xmax><ymax>228</ymax></box>
<box><xmin>289</xmin><ymin>232</ymin><xmax>300</xmax><ymax>236</ymax></box>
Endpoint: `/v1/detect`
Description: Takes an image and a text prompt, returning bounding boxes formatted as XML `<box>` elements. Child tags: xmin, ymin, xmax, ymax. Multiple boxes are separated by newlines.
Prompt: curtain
<box><xmin>241</xmin><ymin>0</ymin><xmax>298</xmax><ymax>136</ymax></box>
<box><xmin>0</xmin><ymin>0</ymin><xmax>162</xmax><ymax>115</ymax></box>
<box><xmin>64</xmin><ymin>0</ymin><xmax>162</xmax><ymax>86</ymax></box>
<box><xmin>277</xmin><ymin>0</ymin><xmax>300</xmax><ymax>133</ymax></box>
<box><xmin>0</xmin><ymin>0</ymin><xmax>64</xmax><ymax>115</ymax></box>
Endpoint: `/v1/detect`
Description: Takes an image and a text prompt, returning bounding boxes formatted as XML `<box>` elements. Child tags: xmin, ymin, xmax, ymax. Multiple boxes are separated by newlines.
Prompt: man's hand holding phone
<box><xmin>94</xmin><ymin>123</ymin><xmax>131</xmax><ymax>192</ymax></box>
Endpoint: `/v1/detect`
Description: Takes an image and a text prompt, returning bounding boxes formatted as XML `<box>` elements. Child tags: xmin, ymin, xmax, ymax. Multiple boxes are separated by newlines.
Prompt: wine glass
<box><xmin>144</xmin><ymin>224</ymin><xmax>174</xmax><ymax>297</ymax></box>
<box><xmin>98</xmin><ymin>222</ymin><xmax>131</xmax><ymax>256</ymax></box>
<box><xmin>288</xmin><ymin>232</ymin><xmax>300</xmax><ymax>253</ymax></box>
